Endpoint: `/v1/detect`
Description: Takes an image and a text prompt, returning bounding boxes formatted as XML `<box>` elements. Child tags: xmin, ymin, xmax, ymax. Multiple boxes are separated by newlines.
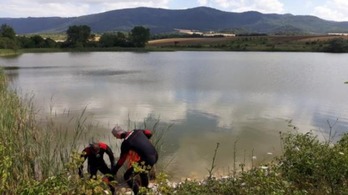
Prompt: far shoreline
<box><xmin>1</xmin><ymin>34</ymin><xmax>348</xmax><ymax>55</ymax></box>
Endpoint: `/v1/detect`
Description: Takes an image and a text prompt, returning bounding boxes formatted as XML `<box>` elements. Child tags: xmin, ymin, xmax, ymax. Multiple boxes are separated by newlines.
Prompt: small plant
<box><xmin>19</xmin><ymin>151</ymin><xmax>112</xmax><ymax>194</ymax></box>
<box><xmin>154</xmin><ymin>172</ymin><xmax>172</xmax><ymax>195</ymax></box>
<box><xmin>207</xmin><ymin>142</ymin><xmax>220</xmax><ymax>180</ymax></box>
<box><xmin>278</xmin><ymin>131</ymin><xmax>348</xmax><ymax>194</ymax></box>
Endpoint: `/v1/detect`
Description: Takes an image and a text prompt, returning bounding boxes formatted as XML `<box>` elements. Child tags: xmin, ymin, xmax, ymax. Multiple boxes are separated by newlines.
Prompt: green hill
<box><xmin>1</xmin><ymin>6</ymin><xmax>348</xmax><ymax>35</ymax></box>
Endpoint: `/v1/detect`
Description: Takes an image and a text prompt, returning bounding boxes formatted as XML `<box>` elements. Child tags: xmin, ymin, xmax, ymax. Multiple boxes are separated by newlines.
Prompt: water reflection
<box><xmin>1</xmin><ymin>51</ymin><xmax>348</xmax><ymax>179</ymax></box>
<box><xmin>79</xmin><ymin>70</ymin><xmax>141</xmax><ymax>77</ymax></box>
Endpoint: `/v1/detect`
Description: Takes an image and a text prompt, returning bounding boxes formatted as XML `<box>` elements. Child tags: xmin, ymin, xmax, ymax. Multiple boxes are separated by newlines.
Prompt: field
<box><xmin>147</xmin><ymin>35</ymin><xmax>348</xmax><ymax>52</ymax></box>
<box><xmin>148</xmin><ymin>37</ymin><xmax>237</xmax><ymax>46</ymax></box>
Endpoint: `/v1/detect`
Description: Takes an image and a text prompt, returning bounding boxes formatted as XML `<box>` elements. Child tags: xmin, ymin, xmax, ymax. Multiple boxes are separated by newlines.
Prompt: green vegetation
<box><xmin>1</xmin><ymin>68</ymin><xmax>348</xmax><ymax>194</ymax></box>
<box><xmin>0</xmin><ymin>24</ymin><xmax>151</xmax><ymax>53</ymax></box>
<box><xmin>99</xmin><ymin>32</ymin><xmax>129</xmax><ymax>47</ymax></box>
<box><xmin>169</xmin><ymin>130</ymin><xmax>348</xmax><ymax>194</ymax></box>
<box><xmin>0</xmin><ymin>49</ymin><xmax>20</xmax><ymax>56</ymax></box>
<box><xmin>65</xmin><ymin>25</ymin><xmax>92</xmax><ymax>48</ymax></box>
<box><xmin>225</xmin><ymin>37</ymin><xmax>318</xmax><ymax>51</ymax></box>
<box><xmin>0</xmin><ymin>24</ymin><xmax>16</xmax><ymax>40</ymax></box>
<box><xmin>0</xmin><ymin>69</ymin><xmax>113</xmax><ymax>194</ymax></box>
<box><xmin>1</xmin><ymin>23</ymin><xmax>348</xmax><ymax>54</ymax></box>
<box><xmin>129</xmin><ymin>26</ymin><xmax>151</xmax><ymax>47</ymax></box>
<box><xmin>149</xmin><ymin>35</ymin><xmax>348</xmax><ymax>53</ymax></box>
<box><xmin>0</xmin><ymin>24</ymin><xmax>18</xmax><ymax>50</ymax></box>
<box><xmin>17</xmin><ymin>35</ymin><xmax>57</xmax><ymax>49</ymax></box>
<box><xmin>322</xmin><ymin>38</ymin><xmax>348</xmax><ymax>53</ymax></box>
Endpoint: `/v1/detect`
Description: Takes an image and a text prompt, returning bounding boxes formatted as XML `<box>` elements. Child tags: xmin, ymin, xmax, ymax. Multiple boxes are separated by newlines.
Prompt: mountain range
<box><xmin>1</xmin><ymin>6</ymin><xmax>348</xmax><ymax>35</ymax></box>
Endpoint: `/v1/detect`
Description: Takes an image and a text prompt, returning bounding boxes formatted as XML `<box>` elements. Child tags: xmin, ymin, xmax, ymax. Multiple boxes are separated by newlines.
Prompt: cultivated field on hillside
<box><xmin>148</xmin><ymin>35</ymin><xmax>348</xmax><ymax>52</ymax></box>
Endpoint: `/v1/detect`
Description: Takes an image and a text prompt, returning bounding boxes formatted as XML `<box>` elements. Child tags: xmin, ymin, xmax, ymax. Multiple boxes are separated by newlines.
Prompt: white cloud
<box><xmin>313</xmin><ymin>0</ymin><xmax>348</xmax><ymax>21</ymax></box>
<box><xmin>0</xmin><ymin>0</ymin><xmax>284</xmax><ymax>17</ymax></box>
<box><xmin>193</xmin><ymin>0</ymin><xmax>286</xmax><ymax>13</ymax></box>
<box><xmin>93</xmin><ymin>0</ymin><xmax>170</xmax><ymax>12</ymax></box>
<box><xmin>0</xmin><ymin>0</ymin><xmax>170</xmax><ymax>17</ymax></box>
<box><xmin>2</xmin><ymin>0</ymin><xmax>348</xmax><ymax>21</ymax></box>
<box><xmin>197</xmin><ymin>0</ymin><xmax>208</xmax><ymax>6</ymax></box>
<box><xmin>212</xmin><ymin>0</ymin><xmax>284</xmax><ymax>13</ymax></box>
<box><xmin>214</xmin><ymin>0</ymin><xmax>232</xmax><ymax>9</ymax></box>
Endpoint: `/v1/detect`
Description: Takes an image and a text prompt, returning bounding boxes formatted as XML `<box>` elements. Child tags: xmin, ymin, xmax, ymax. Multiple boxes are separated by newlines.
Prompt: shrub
<box><xmin>278</xmin><ymin>131</ymin><xmax>348</xmax><ymax>194</ymax></box>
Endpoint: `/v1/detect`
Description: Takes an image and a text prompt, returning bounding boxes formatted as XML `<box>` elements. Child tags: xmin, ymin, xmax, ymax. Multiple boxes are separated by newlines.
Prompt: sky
<box><xmin>1</xmin><ymin>0</ymin><xmax>348</xmax><ymax>22</ymax></box>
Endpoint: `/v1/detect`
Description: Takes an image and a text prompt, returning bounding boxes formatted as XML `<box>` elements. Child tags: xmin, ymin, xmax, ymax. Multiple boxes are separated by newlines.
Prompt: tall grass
<box><xmin>0</xmin><ymin>70</ymin><xmax>109</xmax><ymax>193</ymax></box>
<box><xmin>0</xmin><ymin>70</ymin><xmax>174</xmax><ymax>194</ymax></box>
<box><xmin>0</xmin><ymin>69</ymin><xmax>39</xmax><ymax>191</ymax></box>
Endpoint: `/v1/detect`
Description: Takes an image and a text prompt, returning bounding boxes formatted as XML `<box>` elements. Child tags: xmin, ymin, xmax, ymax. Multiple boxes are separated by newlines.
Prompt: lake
<box><xmin>1</xmin><ymin>51</ymin><xmax>348</xmax><ymax>179</ymax></box>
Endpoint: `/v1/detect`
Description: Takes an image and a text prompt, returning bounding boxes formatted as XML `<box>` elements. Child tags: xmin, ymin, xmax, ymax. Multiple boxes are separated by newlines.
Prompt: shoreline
<box><xmin>1</xmin><ymin>34</ymin><xmax>348</xmax><ymax>54</ymax></box>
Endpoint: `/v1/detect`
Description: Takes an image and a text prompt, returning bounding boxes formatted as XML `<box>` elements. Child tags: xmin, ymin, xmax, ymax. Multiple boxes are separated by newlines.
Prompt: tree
<box><xmin>323</xmin><ymin>38</ymin><xmax>348</xmax><ymax>53</ymax></box>
<box><xmin>129</xmin><ymin>26</ymin><xmax>150</xmax><ymax>47</ymax></box>
<box><xmin>17</xmin><ymin>36</ymin><xmax>35</xmax><ymax>48</ymax></box>
<box><xmin>65</xmin><ymin>25</ymin><xmax>91</xmax><ymax>47</ymax></box>
<box><xmin>99</xmin><ymin>33</ymin><xmax>117</xmax><ymax>47</ymax></box>
<box><xmin>17</xmin><ymin>35</ymin><xmax>57</xmax><ymax>48</ymax></box>
<box><xmin>0</xmin><ymin>24</ymin><xmax>16</xmax><ymax>40</ymax></box>
<box><xmin>115</xmin><ymin>32</ymin><xmax>128</xmax><ymax>47</ymax></box>
<box><xmin>0</xmin><ymin>37</ymin><xmax>18</xmax><ymax>49</ymax></box>
<box><xmin>31</xmin><ymin>35</ymin><xmax>46</xmax><ymax>48</ymax></box>
<box><xmin>99</xmin><ymin>32</ymin><xmax>128</xmax><ymax>47</ymax></box>
<box><xmin>44</xmin><ymin>38</ymin><xmax>57</xmax><ymax>48</ymax></box>
<box><xmin>0</xmin><ymin>24</ymin><xmax>18</xmax><ymax>49</ymax></box>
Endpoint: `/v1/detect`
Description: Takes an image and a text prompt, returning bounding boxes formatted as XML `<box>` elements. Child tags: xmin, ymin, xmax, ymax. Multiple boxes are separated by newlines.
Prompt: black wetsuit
<box><xmin>113</xmin><ymin>129</ymin><xmax>158</xmax><ymax>195</ymax></box>
<box><xmin>79</xmin><ymin>142</ymin><xmax>115</xmax><ymax>178</ymax></box>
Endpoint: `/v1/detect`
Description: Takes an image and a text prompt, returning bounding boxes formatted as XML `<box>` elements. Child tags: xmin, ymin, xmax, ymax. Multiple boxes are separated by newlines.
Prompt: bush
<box><xmin>278</xmin><ymin>132</ymin><xmax>348</xmax><ymax>194</ymax></box>
<box><xmin>171</xmin><ymin>131</ymin><xmax>348</xmax><ymax>195</ymax></box>
<box><xmin>0</xmin><ymin>37</ymin><xmax>19</xmax><ymax>49</ymax></box>
<box><xmin>323</xmin><ymin>38</ymin><xmax>348</xmax><ymax>53</ymax></box>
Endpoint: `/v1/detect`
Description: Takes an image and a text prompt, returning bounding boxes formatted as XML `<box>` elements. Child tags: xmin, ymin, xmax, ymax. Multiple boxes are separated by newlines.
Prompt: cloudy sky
<box><xmin>1</xmin><ymin>0</ymin><xmax>348</xmax><ymax>21</ymax></box>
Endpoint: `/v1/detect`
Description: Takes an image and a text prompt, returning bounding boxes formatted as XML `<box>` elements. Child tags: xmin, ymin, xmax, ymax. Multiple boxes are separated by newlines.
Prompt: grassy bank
<box><xmin>0</xmin><ymin>49</ymin><xmax>21</xmax><ymax>56</ymax></box>
<box><xmin>0</xmin><ymin>69</ymin><xmax>113</xmax><ymax>194</ymax></box>
<box><xmin>1</xmin><ymin>69</ymin><xmax>348</xmax><ymax>194</ymax></box>
<box><xmin>0</xmin><ymin>69</ymin><xmax>173</xmax><ymax>194</ymax></box>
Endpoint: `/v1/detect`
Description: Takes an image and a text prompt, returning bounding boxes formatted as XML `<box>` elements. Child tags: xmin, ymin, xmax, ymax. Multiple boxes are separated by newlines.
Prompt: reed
<box><xmin>0</xmin><ymin>70</ymin><xmax>103</xmax><ymax>193</ymax></box>
<box><xmin>0</xmin><ymin>70</ymin><xmax>174</xmax><ymax>194</ymax></box>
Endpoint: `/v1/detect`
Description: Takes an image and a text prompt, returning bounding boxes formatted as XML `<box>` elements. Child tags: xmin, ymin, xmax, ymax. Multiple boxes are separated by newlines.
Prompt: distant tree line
<box><xmin>2</xmin><ymin>23</ymin><xmax>348</xmax><ymax>53</ymax></box>
<box><xmin>0</xmin><ymin>24</ymin><xmax>150</xmax><ymax>49</ymax></box>
<box><xmin>322</xmin><ymin>38</ymin><xmax>348</xmax><ymax>53</ymax></box>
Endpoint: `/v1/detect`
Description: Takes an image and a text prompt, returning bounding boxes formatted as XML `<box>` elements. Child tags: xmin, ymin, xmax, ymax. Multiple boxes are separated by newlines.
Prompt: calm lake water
<box><xmin>1</xmin><ymin>51</ymin><xmax>348</xmax><ymax>179</ymax></box>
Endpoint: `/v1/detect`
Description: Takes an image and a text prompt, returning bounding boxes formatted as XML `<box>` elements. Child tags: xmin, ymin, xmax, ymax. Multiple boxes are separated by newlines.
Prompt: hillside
<box><xmin>1</xmin><ymin>6</ymin><xmax>348</xmax><ymax>35</ymax></box>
